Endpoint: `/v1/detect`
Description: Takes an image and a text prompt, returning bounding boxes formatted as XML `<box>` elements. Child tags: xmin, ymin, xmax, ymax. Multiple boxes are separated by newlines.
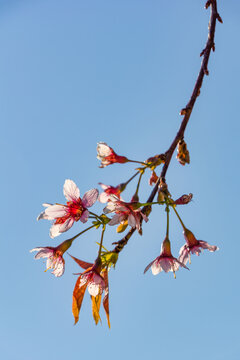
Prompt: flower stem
<box><xmin>89</xmin><ymin>211</ymin><xmax>102</xmax><ymax>222</ymax></box>
<box><xmin>166</xmin><ymin>206</ymin><xmax>170</xmax><ymax>237</ymax></box>
<box><xmin>139</xmin><ymin>201</ymin><xmax>164</xmax><ymax>207</ymax></box>
<box><xmin>172</xmin><ymin>206</ymin><xmax>187</xmax><ymax>230</ymax></box>
<box><xmin>124</xmin><ymin>171</ymin><xmax>139</xmax><ymax>186</ymax></box>
<box><xmin>98</xmin><ymin>224</ymin><xmax>106</xmax><ymax>257</ymax></box>
<box><xmin>135</xmin><ymin>171</ymin><xmax>144</xmax><ymax>197</ymax></box>
<box><xmin>69</xmin><ymin>224</ymin><xmax>96</xmax><ymax>242</ymax></box>
<box><xmin>127</xmin><ymin>159</ymin><xmax>146</xmax><ymax>166</ymax></box>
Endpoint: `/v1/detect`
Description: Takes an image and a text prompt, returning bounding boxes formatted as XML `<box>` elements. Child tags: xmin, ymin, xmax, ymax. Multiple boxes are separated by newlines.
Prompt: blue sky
<box><xmin>1</xmin><ymin>1</ymin><xmax>240</xmax><ymax>359</ymax></box>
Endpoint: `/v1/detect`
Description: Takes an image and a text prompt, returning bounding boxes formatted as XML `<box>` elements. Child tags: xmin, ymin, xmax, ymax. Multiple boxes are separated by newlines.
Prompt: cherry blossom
<box><xmin>37</xmin><ymin>179</ymin><xmax>98</xmax><ymax>238</ymax></box>
<box><xmin>71</xmin><ymin>256</ymin><xmax>108</xmax><ymax>325</ymax></box>
<box><xmin>97</xmin><ymin>142</ymin><xmax>128</xmax><ymax>168</ymax></box>
<box><xmin>98</xmin><ymin>182</ymin><xmax>123</xmax><ymax>203</ymax></box>
<box><xmin>103</xmin><ymin>195</ymin><xmax>148</xmax><ymax>232</ymax></box>
<box><xmin>144</xmin><ymin>236</ymin><xmax>189</xmax><ymax>278</ymax></box>
<box><xmin>30</xmin><ymin>239</ymin><xmax>73</xmax><ymax>277</ymax></box>
<box><xmin>179</xmin><ymin>228</ymin><xmax>219</xmax><ymax>265</ymax></box>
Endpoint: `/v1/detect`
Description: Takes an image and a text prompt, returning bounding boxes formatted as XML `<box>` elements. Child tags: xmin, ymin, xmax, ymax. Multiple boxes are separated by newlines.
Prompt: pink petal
<box><xmin>128</xmin><ymin>214</ymin><xmax>136</xmax><ymax>228</ymax></box>
<box><xmin>44</xmin><ymin>204</ymin><xmax>67</xmax><ymax>219</ymax></box>
<box><xmin>30</xmin><ymin>247</ymin><xmax>54</xmax><ymax>259</ymax></box>
<box><xmin>108</xmin><ymin>214</ymin><xmax>125</xmax><ymax>226</ymax></box>
<box><xmin>59</xmin><ymin>217</ymin><xmax>75</xmax><ymax>232</ymax></box>
<box><xmin>198</xmin><ymin>241</ymin><xmax>219</xmax><ymax>252</ymax></box>
<box><xmin>63</xmin><ymin>179</ymin><xmax>80</xmax><ymax>202</ymax></box>
<box><xmin>178</xmin><ymin>244</ymin><xmax>189</xmax><ymax>265</ymax></box>
<box><xmin>80</xmin><ymin>210</ymin><xmax>89</xmax><ymax>223</ymax></box>
<box><xmin>82</xmin><ymin>188</ymin><xmax>99</xmax><ymax>208</ymax></box>
<box><xmin>141</xmin><ymin>212</ymin><xmax>149</xmax><ymax>223</ymax></box>
<box><xmin>143</xmin><ymin>259</ymin><xmax>155</xmax><ymax>274</ymax></box>
<box><xmin>160</xmin><ymin>258</ymin><xmax>172</xmax><ymax>273</ymax></box>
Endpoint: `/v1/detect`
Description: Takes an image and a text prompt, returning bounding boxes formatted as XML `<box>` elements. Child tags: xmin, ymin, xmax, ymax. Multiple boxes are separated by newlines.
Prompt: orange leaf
<box><xmin>102</xmin><ymin>269</ymin><xmax>111</xmax><ymax>328</ymax></box>
<box><xmin>91</xmin><ymin>295</ymin><xmax>102</xmax><ymax>325</ymax></box>
<box><xmin>72</xmin><ymin>276</ymin><xmax>87</xmax><ymax>324</ymax></box>
<box><xmin>69</xmin><ymin>254</ymin><xmax>93</xmax><ymax>270</ymax></box>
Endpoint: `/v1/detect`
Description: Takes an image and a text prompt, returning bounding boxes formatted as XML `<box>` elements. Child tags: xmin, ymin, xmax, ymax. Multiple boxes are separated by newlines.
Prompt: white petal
<box><xmin>45</xmin><ymin>204</ymin><xmax>67</xmax><ymax>219</ymax></box>
<box><xmin>88</xmin><ymin>283</ymin><xmax>101</xmax><ymax>296</ymax></box>
<box><xmin>63</xmin><ymin>179</ymin><xmax>80</xmax><ymax>202</ymax></box>
<box><xmin>49</xmin><ymin>224</ymin><xmax>62</xmax><ymax>238</ymax></box>
<box><xmin>82</xmin><ymin>189</ymin><xmax>99</xmax><ymax>208</ymax></box>
<box><xmin>98</xmin><ymin>192</ymin><xmax>110</xmax><ymax>203</ymax></box>
<box><xmin>99</xmin><ymin>183</ymin><xmax>109</xmax><ymax>190</ymax></box>
<box><xmin>52</xmin><ymin>259</ymin><xmax>65</xmax><ymax>277</ymax></box>
<box><xmin>97</xmin><ymin>142</ymin><xmax>111</xmax><ymax>157</ymax></box>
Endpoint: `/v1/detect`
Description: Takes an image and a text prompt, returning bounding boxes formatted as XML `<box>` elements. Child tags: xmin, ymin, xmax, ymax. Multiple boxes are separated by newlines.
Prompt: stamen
<box><xmin>44</xmin><ymin>266</ymin><xmax>52</xmax><ymax>273</ymax></box>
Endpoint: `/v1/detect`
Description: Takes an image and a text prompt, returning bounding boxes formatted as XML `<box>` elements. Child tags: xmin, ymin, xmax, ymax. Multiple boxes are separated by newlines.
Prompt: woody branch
<box><xmin>113</xmin><ymin>0</ymin><xmax>222</xmax><ymax>254</ymax></box>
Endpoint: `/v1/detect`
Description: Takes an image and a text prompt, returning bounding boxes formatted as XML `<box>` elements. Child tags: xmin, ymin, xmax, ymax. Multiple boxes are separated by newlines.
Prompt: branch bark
<box><xmin>113</xmin><ymin>0</ymin><xmax>222</xmax><ymax>254</ymax></box>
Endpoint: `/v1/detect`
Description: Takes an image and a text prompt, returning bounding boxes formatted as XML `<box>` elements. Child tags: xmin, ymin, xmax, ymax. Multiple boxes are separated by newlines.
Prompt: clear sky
<box><xmin>1</xmin><ymin>1</ymin><xmax>240</xmax><ymax>359</ymax></box>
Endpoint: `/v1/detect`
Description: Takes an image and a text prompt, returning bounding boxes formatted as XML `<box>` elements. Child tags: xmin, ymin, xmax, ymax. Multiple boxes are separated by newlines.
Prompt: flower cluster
<box><xmin>31</xmin><ymin>142</ymin><xmax>219</xmax><ymax>328</ymax></box>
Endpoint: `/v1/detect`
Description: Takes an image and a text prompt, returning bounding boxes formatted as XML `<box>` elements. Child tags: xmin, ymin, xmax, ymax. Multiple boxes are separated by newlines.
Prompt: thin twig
<box><xmin>113</xmin><ymin>0</ymin><xmax>222</xmax><ymax>254</ymax></box>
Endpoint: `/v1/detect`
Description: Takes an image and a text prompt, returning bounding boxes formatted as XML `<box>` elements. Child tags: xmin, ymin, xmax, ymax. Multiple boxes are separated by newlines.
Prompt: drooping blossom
<box><xmin>98</xmin><ymin>182</ymin><xmax>124</xmax><ymax>203</ymax></box>
<box><xmin>37</xmin><ymin>179</ymin><xmax>99</xmax><ymax>238</ymax></box>
<box><xmin>149</xmin><ymin>170</ymin><xmax>159</xmax><ymax>186</ymax></box>
<box><xmin>103</xmin><ymin>195</ymin><xmax>148</xmax><ymax>233</ymax></box>
<box><xmin>179</xmin><ymin>228</ymin><xmax>218</xmax><ymax>265</ymax></box>
<box><xmin>97</xmin><ymin>142</ymin><xmax>128</xmax><ymax>168</ymax></box>
<box><xmin>30</xmin><ymin>238</ymin><xmax>73</xmax><ymax>277</ymax></box>
<box><xmin>70</xmin><ymin>255</ymin><xmax>110</xmax><ymax>327</ymax></box>
<box><xmin>144</xmin><ymin>236</ymin><xmax>189</xmax><ymax>278</ymax></box>
<box><xmin>174</xmin><ymin>193</ymin><xmax>193</xmax><ymax>205</ymax></box>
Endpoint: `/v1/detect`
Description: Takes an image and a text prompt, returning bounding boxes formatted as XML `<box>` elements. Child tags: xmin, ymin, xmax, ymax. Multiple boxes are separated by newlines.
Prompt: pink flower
<box><xmin>37</xmin><ymin>179</ymin><xmax>99</xmax><ymax>238</ymax></box>
<box><xmin>103</xmin><ymin>195</ymin><xmax>148</xmax><ymax>233</ymax></box>
<box><xmin>179</xmin><ymin>228</ymin><xmax>219</xmax><ymax>265</ymax></box>
<box><xmin>98</xmin><ymin>182</ymin><xmax>124</xmax><ymax>203</ymax></box>
<box><xmin>97</xmin><ymin>142</ymin><xmax>128</xmax><ymax>168</ymax></box>
<box><xmin>30</xmin><ymin>239</ymin><xmax>73</xmax><ymax>277</ymax></box>
<box><xmin>144</xmin><ymin>236</ymin><xmax>189</xmax><ymax>278</ymax></box>
<box><xmin>71</xmin><ymin>256</ymin><xmax>108</xmax><ymax>325</ymax></box>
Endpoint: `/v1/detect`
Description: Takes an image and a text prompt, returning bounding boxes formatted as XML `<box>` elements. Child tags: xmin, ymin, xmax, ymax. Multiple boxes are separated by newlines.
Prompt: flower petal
<box><xmin>52</xmin><ymin>258</ymin><xmax>65</xmax><ymax>277</ymax></box>
<box><xmin>108</xmin><ymin>214</ymin><xmax>125</xmax><ymax>226</ymax></box>
<box><xmin>198</xmin><ymin>241</ymin><xmax>219</xmax><ymax>252</ymax></box>
<box><xmin>30</xmin><ymin>247</ymin><xmax>54</xmax><ymax>259</ymax></box>
<box><xmin>82</xmin><ymin>189</ymin><xmax>99</xmax><ymax>208</ymax></box>
<box><xmin>63</xmin><ymin>179</ymin><xmax>80</xmax><ymax>202</ymax></box>
<box><xmin>128</xmin><ymin>213</ymin><xmax>136</xmax><ymax>228</ymax></box>
<box><xmin>97</xmin><ymin>142</ymin><xmax>112</xmax><ymax>158</ymax></box>
<box><xmin>98</xmin><ymin>192</ymin><xmax>110</xmax><ymax>203</ymax></box>
<box><xmin>80</xmin><ymin>210</ymin><xmax>89</xmax><ymax>223</ymax></box>
<box><xmin>44</xmin><ymin>204</ymin><xmax>67</xmax><ymax>219</ymax></box>
<box><xmin>151</xmin><ymin>259</ymin><xmax>162</xmax><ymax>275</ymax></box>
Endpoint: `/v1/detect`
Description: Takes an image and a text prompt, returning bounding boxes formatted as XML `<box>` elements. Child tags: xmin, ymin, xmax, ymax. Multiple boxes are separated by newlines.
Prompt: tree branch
<box><xmin>113</xmin><ymin>0</ymin><xmax>222</xmax><ymax>254</ymax></box>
